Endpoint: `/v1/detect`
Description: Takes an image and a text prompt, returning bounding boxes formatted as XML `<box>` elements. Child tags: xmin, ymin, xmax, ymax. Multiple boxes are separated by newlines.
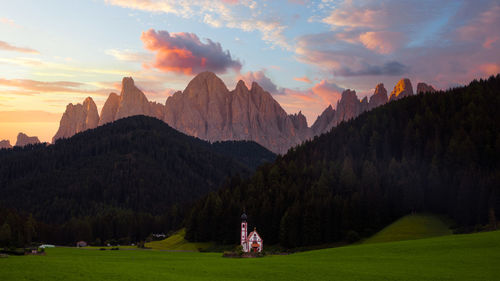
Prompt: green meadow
<box><xmin>145</xmin><ymin>228</ymin><xmax>213</xmax><ymax>251</ymax></box>
<box><xmin>1</xmin><ymin>230</ymin><xmax>499</xmax><ymax>281</ymax></box>
<box><xmin>363</xmin><ymin>214</ymin><xmax>452</xmax><ymax>244</ymax></box>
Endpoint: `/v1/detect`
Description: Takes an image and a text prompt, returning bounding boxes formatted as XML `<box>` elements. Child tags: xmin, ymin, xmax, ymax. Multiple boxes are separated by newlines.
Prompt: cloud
<box><xmin>336</xmin><ymin>61</ymin><xmax>409</xmax><ymax>77</ymax></box>
<box><xmin>105</xmin><ymin>0</ymin><xmax>290</xmax><ymax>49</ymax></box>
<box><xmin>479</xmin><ymin>63</ymin><xmax>500</xmax><ymax>76</ymax></box>
<box><xmin>0</xmin><ymin>78</ymin><xmax>113</xmax><ymax>96</ymax></box>
<box><xmin>141</xmin><ymin>29</ymin><xmax>242</xmax><ymax>75</ymax></box>
<box><xmin>294</xmin><ymin>76</ymin><xmax>312</xmax><ymax>83</ymax></box>
<box><xmin>359</xmin><ymin>31</ymin><xmax>406</xmax><ymax>54</ymax></box>
<box><xmin>311</xmin><ymin>80</ymin><xmax>344</xmax><ymax>105</ymax></box>
<box><xmin>236</xmin><ymin>70</ymin><xmax>279</xmax><ymax>94</ymax></box>
<box><xmin>106</xmin><ymin>49</ymin><xmax>153</xmax><ymax>62</ymax></box>
<box><xmin>282</xmin><ymin>80</ymin><xmax>344</xmax><ymax>107</ymax></box>
<box><xmin>0</xmin><ymin>41</ymin><xmax>39</xmax><ymax>54</ymax></box>
<box><xmin>457</xmin><ymin>2</ymin><xmax>500</xmax><ymax>50</ymax></box>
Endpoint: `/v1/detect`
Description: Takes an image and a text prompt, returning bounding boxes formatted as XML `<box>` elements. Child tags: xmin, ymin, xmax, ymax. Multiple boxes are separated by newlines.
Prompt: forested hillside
<box><xmin>0</xmin><ymin>116</ymin><xmax>275</xmax><ymax>246</ymax></box>
<box><xmin>185</xmin><ymin>75</ymin><xmax>500</xmax><ymax>248</ymax></box>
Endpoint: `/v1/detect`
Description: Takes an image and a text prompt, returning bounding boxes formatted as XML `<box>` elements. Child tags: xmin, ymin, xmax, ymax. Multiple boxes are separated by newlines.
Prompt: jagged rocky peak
<box><xmin>184</xmin><ymin>71</ymin><xmax>229</xmax><ymax>97</ymax></box>
<box><xmin>52</xmin><ymin>97</ymin><xmax>99</xmax><ymax>143</ymax></box>
<box><xmin>311</xmin><ymin>105</ymin><xmax>336</xmax><ymax>136</ymax></box>
<box><xmin>115</xmin><ymin>76</ymin><xmax>152</xmax><ymax>120</ymax></box>
<box><xmin>16</xmin><ymin>132</ymin><xmax>40</xmax><ymax>147</ymax></box>
<box><xmin>417</xmin><ymin>82</ymin><xmax>436</xmax><ymax>94</ymax></box>
<box><xmin>122</xmin><ymin>76</ymin><xmax>135</xmax><ymax>89</ymax></box>
<box><xmin>389</xmin><ymin>78</ymin><xmax>413</xmax><ymax>101</ymax></box>
<box><xmin>368</xmin><ymin>83</ymin><xmax>388</xmax><ymax>109</ymax></box>
<box><xmin>0</xmin><ymin>139</ymin><xmax>12</xmax><ymax>149</ymax></box>
<box><xmin>336</xmin><ymin>89</ymin><xmax>364</xmax><ymax>121</ymax></box>
<box><xmin>99</xmin><ymin>92</ymin><xmax>120</xmax><ymax>126</ymax></box>
<box><xmin>289</xmin><ymin>111</ymin><xmax>308</xmax><ymax>131</ymax></box>
<box><xmin>235</xmin><ymin>79</ymin><xmax>249</xmax><ymax>91</ymax></box>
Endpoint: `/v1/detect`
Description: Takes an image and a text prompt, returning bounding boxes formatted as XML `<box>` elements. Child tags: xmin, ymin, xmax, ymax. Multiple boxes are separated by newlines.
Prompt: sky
<box><xmin>0</xmin><ymin>0</ymin><xmax>499</xmax><ymax>143</ymax></box>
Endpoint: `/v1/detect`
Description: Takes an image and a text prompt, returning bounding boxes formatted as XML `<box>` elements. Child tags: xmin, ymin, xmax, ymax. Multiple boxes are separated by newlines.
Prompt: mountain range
<box><xmin>50</xmin><ymin>72</ymin><xmax>436</xmax><ymax>154</ymax></box>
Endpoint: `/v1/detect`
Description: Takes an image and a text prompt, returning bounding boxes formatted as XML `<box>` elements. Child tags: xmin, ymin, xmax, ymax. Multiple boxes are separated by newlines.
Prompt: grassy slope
<box><xmin>145</xmin><ymin>229</ymin><xmax>213</xmax><ymax>251</ymax></box>
<box><xmin>364</xmin><ymin>214</ymin><xmax>452</xmax><ymax>244</ymax></box>
<box><xmin>1</xmin><ymin>230</ymin><xmax>499</xmax><ymax>280</ymax></box>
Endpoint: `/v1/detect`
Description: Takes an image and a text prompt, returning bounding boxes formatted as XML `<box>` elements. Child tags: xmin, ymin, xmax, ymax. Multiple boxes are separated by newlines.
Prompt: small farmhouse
<box><xmin>240</xmin><ymin>213</ymin><xmax>263</xmax><ymax>253</ymax></box>
<box><xmin>76</xmin><ymin>241</ymin><xmax>88</xmax><ymax>247</ymax></box>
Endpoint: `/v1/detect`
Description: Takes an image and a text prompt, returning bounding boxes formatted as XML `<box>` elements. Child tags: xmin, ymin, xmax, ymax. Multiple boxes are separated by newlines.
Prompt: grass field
<box><xmin>363</xmin><ymin>214</ymin><xmax>452</xmax><ymax>244</ymax></box>
<box><xmin>1</xmin><ymin>230</ymin><xmax>499</xmax><ymax>280</ymax></box>
<box><xmin>145</xmin><ymin>229</ymin><xmax>213</xmax><ymax>251</ymax></box>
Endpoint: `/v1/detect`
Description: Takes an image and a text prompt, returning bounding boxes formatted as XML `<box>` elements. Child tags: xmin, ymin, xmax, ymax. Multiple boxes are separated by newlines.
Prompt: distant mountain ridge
<box><xmin>53</xmin><ymin>72</ymin><xmax>436</xmax><ymax>153</ymax></box>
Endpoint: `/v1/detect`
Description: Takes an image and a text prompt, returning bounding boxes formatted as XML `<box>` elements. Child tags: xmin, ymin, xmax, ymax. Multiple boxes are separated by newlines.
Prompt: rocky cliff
<box><xmin>52</xmin><ymin>73</ymin><xmax>436</xmax><ymax>153</ymax></box>
<box><xmin>100</xmin><ymin>77</ymin><xmax>164</xmax><ymax>125</ymax></box>
<box><xmin>164</xmin><ymin>72</ymin><xmax>304</xmax><ymax>154</ymax></box>
<box><xmin>417</xmin><ymin>82</ymin><xmax>436</xmax><ymax>94</ymax></box>
<box><xmin>52</xmin><ymin>97</ymin><xmax>99</xmax><ymax>142</ymax></box>
<box><xmin>369</xmin><ymin>83</ymin><xmax>388</xmax><ymax>109</ymax></box>
<box><xmin>0</xmin><ymin>140</ymin><xmax>12</xmax><ymax>149</ymax></box>
<box><xmin>16</xmin><ymin>132</ymin><xmax>40</xmax><ymax>146</ymax></box>
<box><xmin>389</xmin><ymin>78</ymin><xmax>414</xmax><ymax>101</ymax></box>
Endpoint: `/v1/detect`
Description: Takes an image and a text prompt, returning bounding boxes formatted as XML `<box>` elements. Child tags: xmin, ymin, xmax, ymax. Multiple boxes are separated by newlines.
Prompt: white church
<box><xmin>240</xmin><ymin>212</ymin><xmax>263</xmax><ymax>253</ymax></box>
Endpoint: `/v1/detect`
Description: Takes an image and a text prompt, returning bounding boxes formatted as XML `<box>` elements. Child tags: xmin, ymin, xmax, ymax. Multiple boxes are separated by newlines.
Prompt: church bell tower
<box><xmin>241</xmin><ymin>212</ymin><xmax>248</xmax><ymax>252</ymax></box>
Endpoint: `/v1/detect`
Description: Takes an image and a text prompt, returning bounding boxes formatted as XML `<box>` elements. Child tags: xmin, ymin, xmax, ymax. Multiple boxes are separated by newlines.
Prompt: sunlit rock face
<box><xmin>369</xmin><ymin>83</ymin><xmax>388</xmax><ymax>109</ymax></box>
<box><xmin>115</xmin><ymin>77</ymin><xmax>155</xmax><ymax>120</ymax></box>
<box><xmin>52</xmin><ymin>97</ymin><xmax>99</xmax><ymax>142</ymax></box>
<box><xmin>98</xmin><ymin>92</ymin><xmax>120</xmax><ymax>126</ymax></box>
<box><xmin>99</xmin><ymin>78</ymin><xmax>164</xmax><ymax>126</ymax></box>
<box><xmin>0</xmin><ymin>140</ymin><xmax>12</xmax><ymax>149</ymax></box>
<box><xmin>389</xmin><ymin>78</ymin><xmax>414</xmax><ymax>101</ymax></box>
<box><xmin>311</xmin><ymin>105</ymin><xmax>336</xmax><ymax>136</ymax></box>
<box><xmin>53</xmin><ymin>73</ymin><xmax>432</xmax><ymax>153</ymax></box>
<box><xmin>335</xmin><ymin>89</ymin><xmax>365</xmax><ymax>123</ymax></box>
<box><xmin>16</xmin><ymin>132</ymin><xmax>40</xmax><ymax>146</ymax></box>
<box><xmin>417</xmin><ymin>82</ymin><xmax>436</xmax><ymax>94</ymax></box>
<box><xmin>164</xmin><ymin>72</ymin><xmax>305</xmax><ymax>154</ymax></box>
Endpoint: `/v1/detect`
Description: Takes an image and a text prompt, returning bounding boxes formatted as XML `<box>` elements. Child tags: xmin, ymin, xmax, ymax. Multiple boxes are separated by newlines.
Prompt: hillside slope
<box><xmin>0</xmin><ymin>116</ymin><xmax>275</xmax><ymax>245</ymax></box>
<box><xmin>145</xmin><ymin>229</ymin><xmax>212</xmax><ymax>252</ymax></box>
<box><xmin>363</xmin><ymin>214</ymin><xmax>452</xmax><ymax>244</ymax></box>
<box><xmin>186</xmin><ymin>75</ymin><xmax>500</xmax><ymax>247</ymax></box>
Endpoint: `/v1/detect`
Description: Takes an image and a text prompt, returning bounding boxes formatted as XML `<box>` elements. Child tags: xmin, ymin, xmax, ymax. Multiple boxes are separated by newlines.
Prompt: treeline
<box><xmin>0</xmin><ymin>116</ymin><xmax>275</xmax><ymax>245</ymax></box>
<box><xmin>185</xmin><ymin>75</ymin><xmax>500</xmax><ymax>248</ymax></box>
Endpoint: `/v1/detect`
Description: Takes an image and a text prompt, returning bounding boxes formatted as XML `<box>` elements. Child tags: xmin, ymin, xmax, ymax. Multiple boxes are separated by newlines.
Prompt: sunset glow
<box><xmin>1</xmin><ymin>0</ymin><xmax>499</xmax><ymax>143</ymax></box>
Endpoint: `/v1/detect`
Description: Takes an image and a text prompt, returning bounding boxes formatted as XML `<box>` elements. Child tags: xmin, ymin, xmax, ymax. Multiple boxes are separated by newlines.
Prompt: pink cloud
<box><xmin>294</xmin><ymin>76</ymin><xmax>312</xmax><ymax>83</ymax></box>
<box><xmin>359</xmin><ymin>31</ymin><xmax>406</xmax><ymax>54</ymax></box>
<box><xmin>479</xmin><ymin>63</ymin><xmax>500</xmax><ymax>76</ymax></box>
<box><xmin>0</xmin><ymin>41</ymin><xmax>39</xmax><ymax>54</ymax></box>
<box><xmin>458</xmin><ymin>3</ymin><xmax>500</xmax><ymax>49</ymax></box>
<box><xmin>141</xmin><ymin>29</ymin><xmax>241</xmax><ymax>75</ymax></box>
<box><xmin>311</xmin><ymin>80</ymin><xmax>343</xmax><ymax>106</ymax></box>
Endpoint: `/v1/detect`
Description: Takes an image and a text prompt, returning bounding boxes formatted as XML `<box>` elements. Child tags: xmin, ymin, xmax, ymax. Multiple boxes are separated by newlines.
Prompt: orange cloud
<box><xmin>479</xmin><ymin>63</ymin><xmax>500</xmax><ymax>76</ymax></box>
<box><xmin>359</xmin><ymin>31</ymin><xmax>405</xmax><ymax>54</ymax></box>
<box><xmin>294</xmin><ymin>76</ymin><xmax>312</xmax><ymax>83</ymax></box>
<box><xmin>0</xmin><ymin>41</ymin><xmax>39</xmax><ymax>54</ymax></box>
<box><xmin>311</xmin><ymin>80</ymin><xmax>343</xmax><ymax>106</ymax></box>
<box><xmin>141</xmin><ymin>29</ymin><xmax>242</xmax><ymax>75</ymax></box>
